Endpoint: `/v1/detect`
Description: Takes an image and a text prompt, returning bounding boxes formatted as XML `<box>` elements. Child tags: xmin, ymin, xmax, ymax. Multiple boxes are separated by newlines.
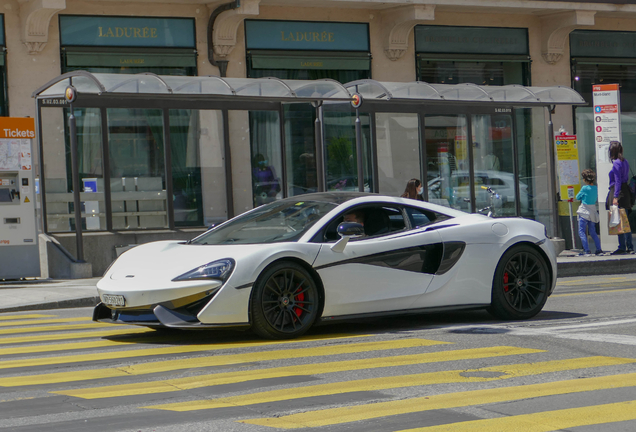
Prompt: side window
<box><xmin>405</xmin><ymin>206</ymin><xmax>451</xmax><ymax>229</ymax></box>
<box><xmin>320</xmin><ymin>205</ymin><xmax>406</xmax><ymax>242</ymax></box>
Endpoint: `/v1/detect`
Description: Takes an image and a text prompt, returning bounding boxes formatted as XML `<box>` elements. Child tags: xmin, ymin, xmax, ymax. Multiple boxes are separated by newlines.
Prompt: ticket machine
<box><xmin>0</xmin><ymin>117</ymin><xmax>39</xmax><ymax>279</ymax></box>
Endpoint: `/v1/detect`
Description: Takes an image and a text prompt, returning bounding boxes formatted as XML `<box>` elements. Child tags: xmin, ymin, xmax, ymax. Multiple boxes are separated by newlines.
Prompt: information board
<box><xmin>555</xmin><ymin>134</ymin><xmax>581</xmax><ymax>199</ymax></box>
<box><xmin>593</xmin><ymin>84</ymin><xmax>621</xmax><ymax>163</ymax></box>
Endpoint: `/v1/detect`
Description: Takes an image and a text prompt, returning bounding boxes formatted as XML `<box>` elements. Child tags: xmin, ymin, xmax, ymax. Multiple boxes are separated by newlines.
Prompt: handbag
<box><xmin>609</xmin><ymin>208</ymin><xmax>631</xmax><ymax>235</ymax></box>
<box><xmin>609</xmin><ymin>205</ymin><xmax>620</xmax><ymax>227</ymax></box>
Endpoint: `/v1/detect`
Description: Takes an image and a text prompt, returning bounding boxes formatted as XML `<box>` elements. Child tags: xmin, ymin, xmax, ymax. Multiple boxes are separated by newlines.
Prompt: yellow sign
<box><xmin>24</xmin><ymin>196</ymin><xmax>30</xmax><ymax>203</ymax></box>
<box><xmin>555</xmin><ymin>134</ymin><xmax>581</xmax><ymax>199</ymax></box>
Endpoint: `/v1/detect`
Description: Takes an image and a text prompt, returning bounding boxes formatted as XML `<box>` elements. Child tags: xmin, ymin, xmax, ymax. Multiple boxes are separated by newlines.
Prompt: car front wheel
<box><xmin>488</xmin><ymin>245</ymin><xmax>550</xmax><ymax>320</ymax></box>
<box><xmin>250</xmin><ymin>261</ymin><xmax>320</xmax><ymax>339</ymax></box>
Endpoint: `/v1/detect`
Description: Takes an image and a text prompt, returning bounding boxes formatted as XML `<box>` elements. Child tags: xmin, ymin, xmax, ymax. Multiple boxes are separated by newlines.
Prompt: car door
<box><xmin>313</xmin><ymin>204</ymin><xmax>443</xmax><ymax>317</ymax></box>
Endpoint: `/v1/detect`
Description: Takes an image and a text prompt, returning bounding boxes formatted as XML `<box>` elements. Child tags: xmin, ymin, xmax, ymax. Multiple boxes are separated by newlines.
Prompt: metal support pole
<box><xmin>355</xmin><ymin>108</ymin><xmax>364</xmax><ymax>192</ymax></box>
<box><xmin>68</xmin><ymin>104</ymin><xmax>84</xmax><ymax>262</ymax></box>
<box><xmin>547</xmin><ymin>107</ymin><xmax>559</xmax><ymax>238</ymax></box>
<box><xmin>314</xmin><ymin>103</ymin><xmax>325</xmax><ymax>192</ymax></box>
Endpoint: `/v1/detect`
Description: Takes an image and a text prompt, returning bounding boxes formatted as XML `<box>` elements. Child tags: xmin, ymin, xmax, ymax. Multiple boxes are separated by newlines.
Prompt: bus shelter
<box><xmin>32</xmin><ymin>72</ymin><xmax>585</xmax><ymax>270</ymax></box>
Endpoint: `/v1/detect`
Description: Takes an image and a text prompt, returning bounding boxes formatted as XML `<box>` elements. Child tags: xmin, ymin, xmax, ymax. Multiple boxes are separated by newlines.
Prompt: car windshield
<box><xmin>191</xmin><ymin>199</ymin><xmax>339</xmax><ymax>245</ymax></box>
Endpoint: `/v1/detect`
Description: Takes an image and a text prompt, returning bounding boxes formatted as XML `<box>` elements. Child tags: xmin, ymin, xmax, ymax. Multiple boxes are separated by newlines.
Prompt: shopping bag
<box><xmin>609</xmin><ymin>205</ymin><xmax>620</xmax><ymax>227</ymax></box>
<box><xmin>608</xmin><ymin>208</ymin><xmax>631</xmax><ymax>235</ymax></box>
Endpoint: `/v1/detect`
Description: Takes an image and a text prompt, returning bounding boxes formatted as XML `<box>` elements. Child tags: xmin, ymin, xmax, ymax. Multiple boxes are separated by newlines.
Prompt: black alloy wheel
<box><xmin>251</xmin><ymin>262</ymin><xmax>320</xmax><ymax>339</ymax></box>
<box><xmin>488</xmin><ymin>245</ymin><xmax>550</xmax><ymax>320</ymax></box>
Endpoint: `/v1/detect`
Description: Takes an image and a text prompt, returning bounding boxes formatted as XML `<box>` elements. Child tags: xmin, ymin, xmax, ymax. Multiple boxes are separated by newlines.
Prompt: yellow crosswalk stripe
<box><xmin>0</xmin><ymin>337</ymin><xmax>439</xmax><ymax>387</ymax></box>
<box><xmin>0</xmin><ymin>327</ymin><xmax>154</xmax><ymax>345</ymax></box>
<box><xmin>148</xmin><ymin>356</ymin><xmax>636</xmax><ymax>412</ymax></box>
<box><xmin>0</xmin><ymin>314</ymin><xmax>56</xmax><ymax>321</ymax></box>
<box><xmin>54</xmin><ymin>346</ymin><xmax>539</xmax><ymax>399</ymax></box>
<box><xmin>0</xmin><ymin>317</ymin><xmax>91</xmax><ymax>327</ymax></box>
<box><xmin>552</xmin><ymin>288</ymin><xmax>636</xmax><ymax>297</ymax></box>
<box><xmin>0</xmin><ymin>323</ymin><xmax>114</xmax><ymax>335</ymax></box>
<box><xmin>244</xmin><ymin>371</ymin><xmax>636</xmax><ymax>429</ymax></box>
<box><xmin>396</xmin><ymin>400</ymin><xmax>636</xmax><ymax>432</ymax></box>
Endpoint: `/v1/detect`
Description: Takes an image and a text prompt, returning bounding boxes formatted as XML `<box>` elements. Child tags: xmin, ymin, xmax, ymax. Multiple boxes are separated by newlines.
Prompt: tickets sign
<box><xmin>555</xmin><ymin>134</ymin><xmax>581</xmax><ymax>199</ymax></box>
<box><xmin>593</xmin><ymin>84</ymin><xmax>621</xmax><ymax>164</ymax></box>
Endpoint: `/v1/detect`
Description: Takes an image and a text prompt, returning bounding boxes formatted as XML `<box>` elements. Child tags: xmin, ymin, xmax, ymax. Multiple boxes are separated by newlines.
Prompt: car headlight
<box><xmin>172</xmin><ymin>258</ymin><xmax>235</xmax><ymax>282</ymax></box>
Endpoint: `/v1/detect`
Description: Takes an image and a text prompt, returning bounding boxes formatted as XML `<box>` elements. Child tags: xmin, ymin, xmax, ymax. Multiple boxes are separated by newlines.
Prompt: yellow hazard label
<box><xmin>24</xmin><ymin>196</ymin><xmax>30</xmax><ymax>203</ymax></box>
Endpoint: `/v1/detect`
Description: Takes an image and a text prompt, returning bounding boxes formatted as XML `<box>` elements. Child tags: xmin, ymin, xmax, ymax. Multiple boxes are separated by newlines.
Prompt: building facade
<box><xmin>5</xmin><ymin>0</ymin><xmax>636</xmax><ymax>274</ymax></box>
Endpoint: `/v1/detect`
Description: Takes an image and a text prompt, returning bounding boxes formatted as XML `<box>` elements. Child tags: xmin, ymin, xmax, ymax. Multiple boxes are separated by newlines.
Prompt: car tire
<box><xmin>488</xmin><ymin>244</ymin><xmax>550</xmax><ymax>320</ymax></box>
<box><xmin>250</xmin><ymin>261</ymin><xmax>320</xmax><ymax>340</ymax></box>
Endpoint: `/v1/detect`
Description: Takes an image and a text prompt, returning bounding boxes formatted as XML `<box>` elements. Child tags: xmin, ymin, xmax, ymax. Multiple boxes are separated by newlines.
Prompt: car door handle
<box><xmin>424</xmin><ymin>224</ymin><xmax>458</xmax><ymax>232</ymax></box>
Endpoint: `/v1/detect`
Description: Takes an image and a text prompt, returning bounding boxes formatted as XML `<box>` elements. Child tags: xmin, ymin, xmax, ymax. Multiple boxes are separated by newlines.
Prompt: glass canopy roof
<box><xmin>33</xmin><ymin>71</ymin><xmax>586</xmax><ymax>105</ymax></box>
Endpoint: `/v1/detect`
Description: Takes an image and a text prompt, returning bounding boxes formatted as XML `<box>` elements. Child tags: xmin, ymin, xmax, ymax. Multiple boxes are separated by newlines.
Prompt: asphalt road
<box><xmin>0</xmin><ymin>274</ymin><xmax>635</xmax><ymax>432</ymax></box>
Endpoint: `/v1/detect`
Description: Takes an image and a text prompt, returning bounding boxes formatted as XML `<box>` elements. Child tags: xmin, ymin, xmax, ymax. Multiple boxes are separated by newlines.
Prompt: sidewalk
<box><xmin>1</xmin><ymin>253</ymin><xmax>636</xmax><ymax>313</ymax></box>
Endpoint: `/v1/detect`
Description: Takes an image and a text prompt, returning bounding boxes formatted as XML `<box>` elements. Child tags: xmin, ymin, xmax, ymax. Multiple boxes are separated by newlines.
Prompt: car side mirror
<box><xmin>331</xmin><ymin>222</ymin><xmax>364</xmax><ymax>253</ymax></box>
<box><xmin>337</xmin><ymin>222</ymin><xmax>364</xmax><ymax>237</ymax></box>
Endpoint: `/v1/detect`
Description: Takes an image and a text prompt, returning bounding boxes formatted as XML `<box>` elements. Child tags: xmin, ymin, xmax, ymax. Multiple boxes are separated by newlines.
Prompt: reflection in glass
<box><xmin>107</xmin><ymin>108</ymin><xmax>167</xmax><ymax>229</ymax></box>
<box><xmin>376</xmin><ymin>113</ymin><xmax>421</xmax><ymax>197</ymax></box>
<box><xmin>418</xmin><ymin>59</ymin><xmax>529</xmax><ymax>86</ymax></box>
<box><xmin>249</xmin><ymin>111</ymin><xmax>282</xmax><ymax>207</ymax></box>
<box><xmin>471</xmin><ymin>114</ymin><xmax>518</xmax><ymax>217</ymax></box>
<box><xmin>425</xmin><ymin>115</ymin><xmax>467</xmax><ymax>210</ymax></box>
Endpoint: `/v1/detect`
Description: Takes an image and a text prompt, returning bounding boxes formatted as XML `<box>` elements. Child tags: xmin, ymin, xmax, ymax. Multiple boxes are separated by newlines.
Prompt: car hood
<box><xmin>105</xmin><ymin>241</ymin><xmax>263</xmax><ymax>282</ymax></box>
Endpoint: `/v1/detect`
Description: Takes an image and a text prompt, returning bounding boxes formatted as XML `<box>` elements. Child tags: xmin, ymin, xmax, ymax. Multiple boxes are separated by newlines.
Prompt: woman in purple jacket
<box><xmin>606</xmin><ymin>141</ymin><xmax>634</xmax><ymax>254</ymax></box>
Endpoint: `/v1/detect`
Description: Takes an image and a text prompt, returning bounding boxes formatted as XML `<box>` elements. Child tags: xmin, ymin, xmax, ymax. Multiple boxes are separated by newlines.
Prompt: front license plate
<box><xmin>102</xmin><ymin>294</ymin><xmax>125</xmax><ymax>307</ymax></box>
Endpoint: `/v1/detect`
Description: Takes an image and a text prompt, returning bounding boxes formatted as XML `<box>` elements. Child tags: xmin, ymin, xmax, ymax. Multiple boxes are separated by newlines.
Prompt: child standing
<box><xmin>576</xmin><ymin>169</ymin><xmax>603</xmax><ymax>256</ymax></box>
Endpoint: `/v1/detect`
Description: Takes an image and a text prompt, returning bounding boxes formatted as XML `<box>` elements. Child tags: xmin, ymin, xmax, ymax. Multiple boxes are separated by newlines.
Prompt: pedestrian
<box><xmin>576</xmin><ymin>169</ymin><xmax>603</xmax><ymax>256</ymax></box>
<box><xmin>400</xmin><ymin>178</ymin><xmax>424</xmax><ymax>201</ymax></box>
<box><xmin>605</xmin><ymin>141</ymin><xmax>634</xmax><ymax>255</ymax></box>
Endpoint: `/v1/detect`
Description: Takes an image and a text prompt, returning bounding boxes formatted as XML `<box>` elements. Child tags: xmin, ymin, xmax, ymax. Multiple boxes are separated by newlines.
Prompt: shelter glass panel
<box><xmin>375</xmin><ymin>112</ymin><xmax>422</xmax><ymax>197</ymax></box>
<box><xmin>249</xmin><ymin>111</ymin><xmax>283</xmax><ymax>207</ymax></box>
<box><xmin>425</xmin><ymin>114</ymin><xmax>469</xmax><ymax>211</ymax></box>
<box><xmin>516</xmin><ymin>107</ymin><xmax>552</xmax><ymax>231</ymax></box>
<box><xmin>323</xmin><ymin>105</ymin><xmax>373</xmax><ymax>192</ymax></box>
<box><xmin>107</xmin><ymin>108</ymin><xmax>167</xmax><ymax>229</ymax></box>
<box><xmin>284</xmin><ymin>104</ymin><xmax>318</xmax><ymax>197</ymax></box>
<box><xmin>169</xmin><ymin>110</ymin><xmax>227</xmax><ymax>227</ymax></box>
<box><xmin>41</xmin><ymin>107</ymin><xmax>106</xmax><ymax>232</ymax></box>
<box><xmin>471</xmin><ymin>113</ymin><xmax>517</xmax><ymax>217</ymax></box>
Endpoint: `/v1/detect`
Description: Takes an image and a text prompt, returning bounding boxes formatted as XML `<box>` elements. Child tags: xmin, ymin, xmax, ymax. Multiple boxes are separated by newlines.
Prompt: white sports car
<box><xmin>94</xmin><ymin>192</ymin><xmax>556</xmax><ymax>339</ymax></box>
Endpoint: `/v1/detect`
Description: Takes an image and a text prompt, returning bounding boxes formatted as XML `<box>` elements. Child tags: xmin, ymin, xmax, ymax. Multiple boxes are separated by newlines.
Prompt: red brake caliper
<box><xmin>293</xmin><ymin>292</ymin><xmax>304</xmax><ymax>319</ymax></box>
<box><xmin>503</xmin><ymin>272</ymin><xmax>510</xmax><ymax>292</ymax></box>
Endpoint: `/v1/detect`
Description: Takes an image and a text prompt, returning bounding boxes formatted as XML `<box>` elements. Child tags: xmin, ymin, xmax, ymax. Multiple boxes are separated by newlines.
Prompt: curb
<box><xmin>557</xmin><ymin>258</ymin><xmax>636</xmax><ymax>277</ymax></box>
<box><xmin>0</xmin><ymin>296</ymin><xmax>100</xmax><ymax>313</ymax></box>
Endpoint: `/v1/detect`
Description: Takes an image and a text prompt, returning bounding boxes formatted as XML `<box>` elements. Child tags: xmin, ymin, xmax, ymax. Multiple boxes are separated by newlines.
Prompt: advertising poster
<box><xmin>555</xmin><ymin>134</ymin><xmax>580</xmax><ymax>199</ymax></box>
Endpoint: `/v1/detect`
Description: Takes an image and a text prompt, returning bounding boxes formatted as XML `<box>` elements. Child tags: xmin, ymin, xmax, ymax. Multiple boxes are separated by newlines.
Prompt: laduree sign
<box><xmin>59</xmin><ymin>16</ymin><xmax>196</xmax><ymax>48</ymax></box>
<box><xmin>245</xmin><ymin>20</ymin><xmax>369</xmax><ymax>51</ymax></box>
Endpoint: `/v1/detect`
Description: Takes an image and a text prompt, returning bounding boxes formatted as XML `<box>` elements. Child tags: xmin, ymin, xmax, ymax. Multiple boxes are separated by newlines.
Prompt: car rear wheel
<box><xmin>488</xmin><ymin>245</ymin><xmax>550</xmax><ymax>320</ymax></box>
<box><xmin>251</xmin><ymin>262</ymin><xmax>320</xmax><ymax>339</ymax></box>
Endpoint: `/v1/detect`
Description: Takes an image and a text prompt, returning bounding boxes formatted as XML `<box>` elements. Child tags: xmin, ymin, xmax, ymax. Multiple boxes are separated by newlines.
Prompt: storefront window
<box><xmin>107</xmin><ymin>108</ymin><xmax>167</xmax><ymax>229</ymax></box>
<box><xmin>418</xmin><ymin>59</ymin><xmax>529</xmax><ymax>86</ymax></box>
<box><xmin>425</xmin><ymin>115</ymin><xmax>468</xmax><ymax>210</ymax></box>
<box><xmin>375</xmin><ymin>113</ymin><xmax>421</xmax><ymax>196</ymax></box>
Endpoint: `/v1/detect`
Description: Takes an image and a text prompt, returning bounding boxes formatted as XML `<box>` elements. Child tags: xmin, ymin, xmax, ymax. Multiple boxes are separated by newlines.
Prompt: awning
<box><xmin>343</xmin><ymin>80</ymin><xmax>586</xmax><ymax>105</ymax></box>
<box><xmin>32</xmin><ymin>72</ymin><xmax>586</xmax><ymax>106</ymax></box>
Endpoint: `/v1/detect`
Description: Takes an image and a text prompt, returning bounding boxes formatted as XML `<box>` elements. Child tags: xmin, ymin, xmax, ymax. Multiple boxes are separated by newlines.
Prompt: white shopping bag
<box><xmin>609</xmin><ymin>205</ymin><xmax>620</xmax><ymax>227</ymax></box>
